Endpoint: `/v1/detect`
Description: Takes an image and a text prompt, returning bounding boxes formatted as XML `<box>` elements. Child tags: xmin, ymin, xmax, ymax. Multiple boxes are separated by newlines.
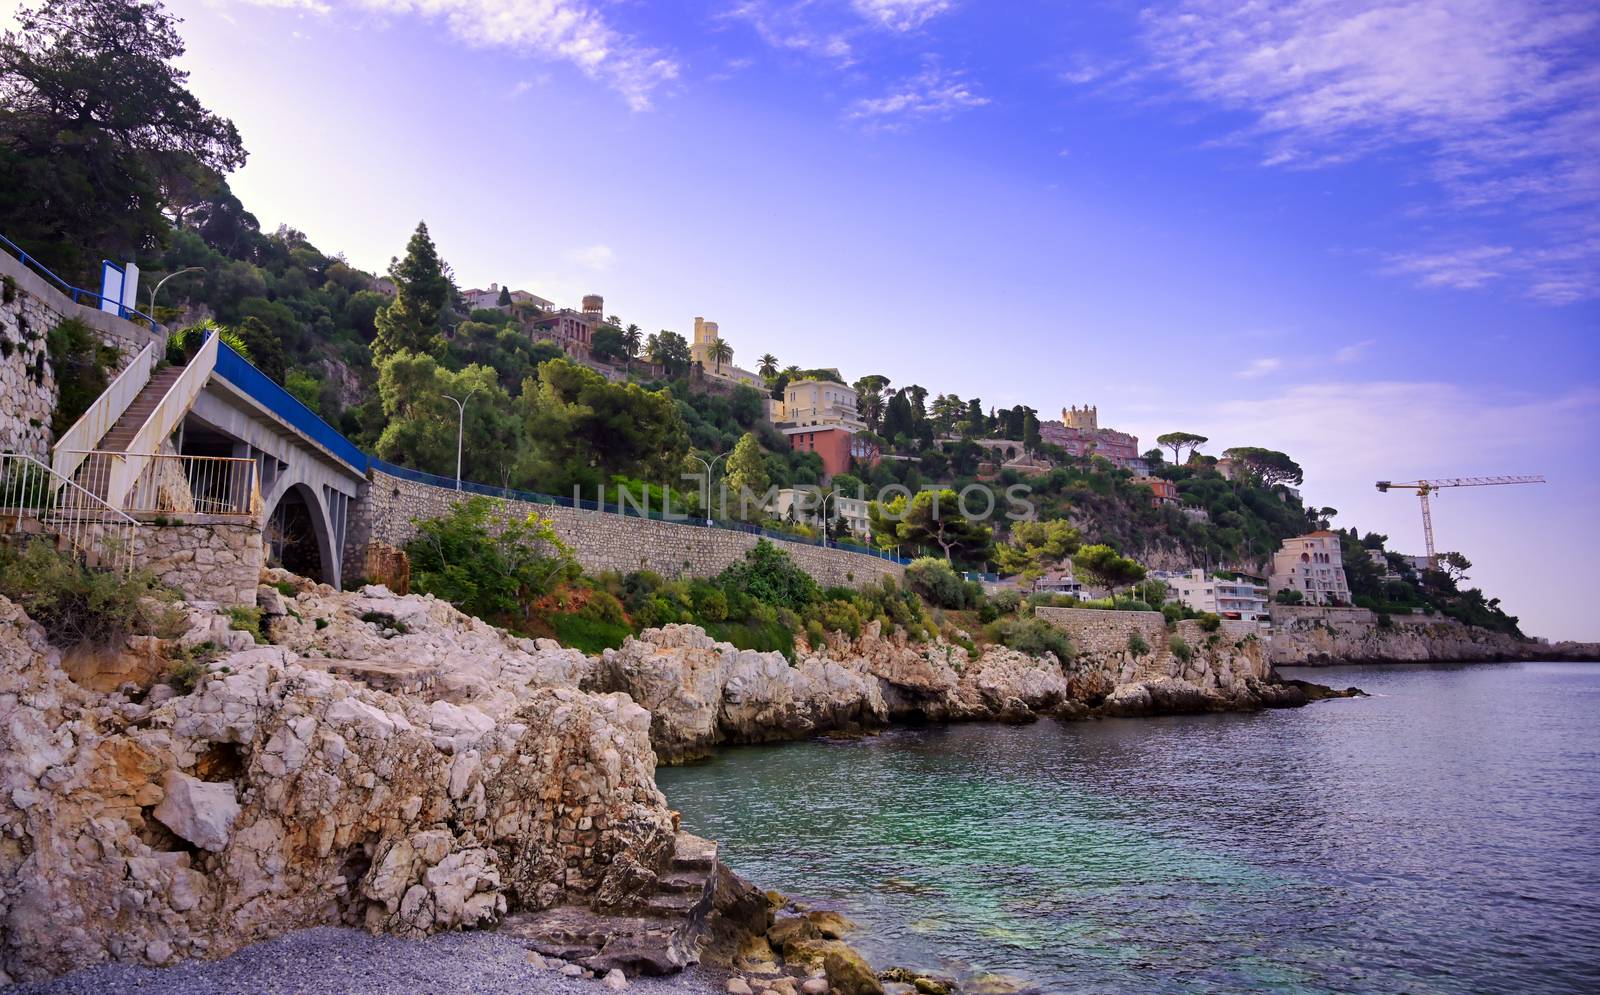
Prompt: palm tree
<box><xmin>622</xmin><ymin>323</ymin><xmax>643</xmax><ymax>361</ymax></box>
<box><xmin>710</xmin><ymin>337</ymin><xmax>733</xmax><ymax>373</ymax></box>
<box><xmin>758</xmin><ymin>353</ymin><xmax>779</xmax><ymax>379</ymax></box>
<box><xmin>859</xmin><ymin>386</ymin><xmax>885</xmax><ymax>432</ymax></box>
<box><xmin>783</xmin><ymin>364</ymin><xmax>801</xmax><ymax>376</ymax></box>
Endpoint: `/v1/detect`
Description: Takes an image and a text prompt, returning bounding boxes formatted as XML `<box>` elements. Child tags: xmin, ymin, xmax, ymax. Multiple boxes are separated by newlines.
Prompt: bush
<box><xmin>904</xmin><ymin>557</ymin><xmax>972</xmax><ymax>609</ymax></box>
<box><xmin>804</xmin><ymin>619</ymin><xmax>827</xmax><ymax>649</ymax></box>
<box><xmin>1127</xmin><ymin>630</ymin><xmax>1151</xmax><ymax>657</ymax></box>
<box><xmin>1169</xmin><ymin>635</ymin><xmax>1193</xmax><ymax>662</ymax></box>
<box><xmin>716</xmin><ymin>540</ymin><xmax>818</xmax><ymax>611</ymax></box>
<box><xmin>47</xmin><ymin>318</ymin><xmax>120</xmax><ymax>436</ymax></box>
<box><xmin>705</xmin><ymin>619</ymin><xmax>796</xmax><ymax>660</ymax></box>
<box><xmin>407</xmin><ymin>497</ymin><xmax>577</xmax><ymax>630</ymax></box>
<box><xmin>1197</xmin><ymin>612</ymin><xmax>1222</xmax><ymax>632</ymax></box>
<box><xmin>690</xmin><ymin>583</ymin><xmax>729</xmax><ymax>623</ymax></box>
<box><xmin>985</xmin><ymin>616</ymin><xmax>1074</xmax><ymax>663</ymax></box>
<box><xmin>0</xmin><ymin>540</ymin><xmax>177</xmax><ymax>648</ymax></box>
<box><xmin>577</xmin><ymin>588</ymin><xmax>628</xmax><ymax>626</ymax></box>
<box><xmin>978</xmin><ymin>587</ymin><xmax>1022</xmax><ymax>624</ymax></box>
<box><xmin>227</xmin><ymin>605</ymin><xmax>266</xmax><ymax>644</ymax></box>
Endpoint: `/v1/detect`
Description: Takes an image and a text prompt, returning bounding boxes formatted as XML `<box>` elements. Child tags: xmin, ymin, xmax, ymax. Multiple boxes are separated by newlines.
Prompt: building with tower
<box><xmin>1039</xmin><ymin>402</ymin><xmax>1140</xmax><ymax>467</ymax></box>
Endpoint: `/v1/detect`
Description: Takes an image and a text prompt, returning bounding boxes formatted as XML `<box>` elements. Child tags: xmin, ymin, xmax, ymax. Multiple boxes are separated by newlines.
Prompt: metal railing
<box><xmin>67</xmin><ymin>451</ymin><xmax>259</xmax><ymax>519</ymax></box>
<box><xmin>51</xmin><ymin>339</ymin><xmax>159</xmax><ymax>482</ymax></box>
<box><xmin>0</xmin><ymin>232</ymin><xmax>162</xmax><ymax>331</ymax></box>
<box><xmin>0</xmin><ymin>452</ymin><xmax>140</xmax><ymax>575</ymax></box>
<box><xmin>214</xmin><ymin>342</ymin><xmax>369</xmax><ymax>474</ymax></box>
<box><xmin>108</xmin><ymin>331</ymin><xmax>219</xmax><ymax>509</ymax></box>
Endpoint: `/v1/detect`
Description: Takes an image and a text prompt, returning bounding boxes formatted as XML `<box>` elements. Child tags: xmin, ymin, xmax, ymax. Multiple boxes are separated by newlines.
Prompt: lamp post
<box><xmin>441</xmin><ymin>388</ymin><xmax>479</xmax><ymax>490</ymax></box>
<box><xmin>148</xmin><ymin>266</ymin><xmax>204</xmax><ymax>319</ymax></box>
<box><xmin>686</xmin><ymin>450</ymin><xmax>732</xmax><ymax>525</ymax></box>
<box><xmin>821</xmin><ymin>490</ymin><xmax>837</xmax><ymax>545</ymax></box>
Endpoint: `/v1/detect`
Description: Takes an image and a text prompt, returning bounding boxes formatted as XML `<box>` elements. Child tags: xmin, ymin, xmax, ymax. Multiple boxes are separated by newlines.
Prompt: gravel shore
<box><xmin>9</xmin><ymin>927</ymin><xmax>734</xmax><ymax>995</ymax></box>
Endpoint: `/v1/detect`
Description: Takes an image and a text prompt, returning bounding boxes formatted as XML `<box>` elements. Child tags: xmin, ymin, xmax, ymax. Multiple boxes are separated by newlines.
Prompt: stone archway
<box><xmin>267</xmin><ymin>483</ymin><xmax>335</xmax><ymax>585</ymax></box>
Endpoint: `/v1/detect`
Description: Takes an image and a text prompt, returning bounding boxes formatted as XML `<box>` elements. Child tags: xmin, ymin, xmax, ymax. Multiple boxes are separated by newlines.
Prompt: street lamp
<box><xmin>686</xmin><ymin>449</ymin><xmax>732</xmax><ymax>525</ymax></box>
<box><xmin>820</xmin><ymin>490</ymin><xmax>837</xmax><ymax>545</ymax></box>
<box><xmin>441</xmin><ymin>388</ymin><xmax>479</xmax><ymax>490</ymax></box>
<box><xmin>148</xmin><ymin>266</ymin><xmax>204</xmax><ymax>319</ymax></box>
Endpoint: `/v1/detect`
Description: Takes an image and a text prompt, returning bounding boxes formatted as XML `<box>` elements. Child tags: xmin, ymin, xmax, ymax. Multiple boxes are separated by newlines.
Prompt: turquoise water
<box><xmin>657</xmin><ymin>663</ymin><xmax>1600</xmax><ymax>993</ymax></box>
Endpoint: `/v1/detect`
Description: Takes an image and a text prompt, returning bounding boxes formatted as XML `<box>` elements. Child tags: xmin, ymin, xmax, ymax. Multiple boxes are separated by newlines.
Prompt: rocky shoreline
<box><xmin>0</xmin><ymin>572</ymin><xmax>1358</xmax><ymax>990</ymax></box>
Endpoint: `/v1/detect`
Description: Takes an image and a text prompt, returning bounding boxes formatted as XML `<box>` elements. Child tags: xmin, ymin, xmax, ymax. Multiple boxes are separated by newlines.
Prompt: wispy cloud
<box><xmin>226</xmin><ymin>0</ymin><xmax>678</xmax><ymax>110</ymax></box>
<box><xmin>850</xmin><ymin>0</ymin><xmax>954</xmax><ymax>31</ymax></box>
<box><xmin>1236</xmin><ymin>357</ymin><xmax>1282</xmax><ymax>379</ymax></box>
<box><xmin>564</xmin><ymin>244</ymin><xmax>615</xmax><ymax>271</ymax></box>
<box><xmin>724</xmin><ymin>1</ymin><xmax>854</xmax><ymax>61</ymax></box>
<box><xmin>1137</xmin><ymin>0</ymin><xmax>1600</xmax><ymax>303</ymax></box>
<box><xmin>1334</xmin><ymin>339</ymin><xmax>1377</xmax><ymax>364</ymax></box>
<box><xmin>844</xmin><ymin>63</ymin><xmax>988</xmax><ymax>128</ymax></box>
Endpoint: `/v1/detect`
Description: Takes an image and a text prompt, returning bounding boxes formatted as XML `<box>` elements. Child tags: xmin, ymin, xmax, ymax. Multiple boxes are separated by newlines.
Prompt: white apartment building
<box><xmin>1163</xmin><ymin>569</ymin><xmax>1270</xmax><ymax>621</ymax></box>
<box><xmin>768</xmin><ymin>487</ymin><xmax>870</xmax><ymax>539</ymax></box>
<box><xmin>1268</xmin><ymin>531</ymin><xmax>1352</xmax><ymax>606</ymax></box>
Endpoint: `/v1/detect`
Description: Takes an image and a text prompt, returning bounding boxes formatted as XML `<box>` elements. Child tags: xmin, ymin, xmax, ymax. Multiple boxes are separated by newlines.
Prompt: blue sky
<box><xmin>12</xmin><ymin>0</ymin><xmax>1598</xmax><ymax>638</ymax></box>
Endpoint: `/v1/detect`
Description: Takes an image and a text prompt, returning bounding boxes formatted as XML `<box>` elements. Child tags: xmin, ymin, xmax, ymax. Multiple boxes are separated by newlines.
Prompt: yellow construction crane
<box><xmin>1375</xmin><ymin>476</ymin><xmax>1546</xmax><ymax>569</ymax></box>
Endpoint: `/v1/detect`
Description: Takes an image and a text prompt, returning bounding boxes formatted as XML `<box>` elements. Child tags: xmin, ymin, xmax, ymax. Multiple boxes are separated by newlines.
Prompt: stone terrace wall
<box><xmin>134</xmin><ymin>521</ymin><xmax>265</xmax><ymax>607</ymax></box>
<box><xmin>0</xmin><ymin>249</ymin><xmax>161</xmax><ymax>458</ymax></box>
<box><xmin>347</xmin><ymin>469</ymin><xmax>903</xmax><ymax>590</ymax></box>
<box><xmin>1035</xmin><ymin>606</ymin><xmax>1270</xmax><ymax>688</ymax></box>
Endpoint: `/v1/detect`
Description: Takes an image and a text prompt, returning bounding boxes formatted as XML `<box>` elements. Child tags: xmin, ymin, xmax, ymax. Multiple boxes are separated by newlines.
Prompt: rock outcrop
<box><xmin>1266</xmin><ymin>611</ymin><xmax>1594</xmax><ymax>665</ymax></box>
<box><xmin>0</xmin><ymin>583</ymin><xmax>678</xmax><ymax>984</ymax></box>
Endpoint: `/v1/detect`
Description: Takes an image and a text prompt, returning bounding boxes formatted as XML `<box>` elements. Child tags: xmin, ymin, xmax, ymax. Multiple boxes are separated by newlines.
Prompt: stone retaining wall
<box><xmin>346</xmin><ymin>470</ymin><xmax>903</xmax><ymax>590</ymax></box>
<box><xmin>1035</xmin><ymin>606</ymin><xmax>1270</xmax><ymax>687</ymax></box>
<box><xmin>135</xmin><ymin>521</ymin><xmax>264</xmax><ymax>606</ymax></box>
<box><xmin>0</xmin><ymin>249</ymin><xmax>161</xmax><ymax>459</ymax></box>
<box><xmin>1267</xmin><ymin>605</ymin><xmax>1376</xmax><ymax>625</ymax></box>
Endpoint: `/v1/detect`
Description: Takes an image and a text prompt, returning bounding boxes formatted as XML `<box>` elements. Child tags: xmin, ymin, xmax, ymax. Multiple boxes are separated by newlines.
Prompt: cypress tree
<box><xmin>373</xmin><ymin>221</ymin><xmax>449</xmax><ymax>359</ymax></box>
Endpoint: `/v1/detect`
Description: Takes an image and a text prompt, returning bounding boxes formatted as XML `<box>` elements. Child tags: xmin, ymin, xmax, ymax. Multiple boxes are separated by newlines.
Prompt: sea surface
<box><xmin>656</xmin><ymin>662</ymin><xmax>1600</xmax><ymax>994</ymax></box>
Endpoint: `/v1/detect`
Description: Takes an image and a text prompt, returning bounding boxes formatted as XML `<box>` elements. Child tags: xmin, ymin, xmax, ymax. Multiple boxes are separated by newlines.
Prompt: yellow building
<box><xmin>690</xmin><ymin>316</ymin><xmax>762</xmax><ymax>386</ymax></box>
<box><xmin>779</xmin><ymin>378</ymin><xmax>865</xmax><ymax>431</ymax></box>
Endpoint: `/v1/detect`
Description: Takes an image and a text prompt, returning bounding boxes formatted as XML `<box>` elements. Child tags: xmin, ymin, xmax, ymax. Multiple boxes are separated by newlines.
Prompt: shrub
<box><xmin>47</xmin><ymin>318</ymin><xmax>120</xmax><ymax>436</ymax></box>
<box><xmin>165</xmin><ymin>319</ymin><xmax>251</xmax><ymax>366</ymax></box>
<box><xmin>1197</xmin><ymin>612</ymin><xmax>1222</xmax><ymax>632</ymax></box>
<box><xmin>716</xmin><ymin>540</ymin><xmax>818</xmax><ymax>611</ymax></box>
<box><xmin>804</xmin><ymin>619</ymin><xmax>827</xmax><ymax>649</ymax></box>
<box><xmin>0</xmin><ymin>540</ymin><xmax>176</xmax><ymax>648</ymax></box>
<box><xmin>577</xmin><ymin>589</ymin><xmax>628</xmax><ymax>626</ymax></box>
<box><xmin>704</xmin><ymin>619</ymin><xmax>796</xmax><ymax>660</ymax></box>
<box><xmin>359</xmin><ymin>610</ymin><xmax>408</xmax><ymax>634</ymax></box>
<box><xmin>406</xmin><ymin>497</ymin><xmax>577</xmax><ymax>629</ymax></box>
<box><xmin>905</xmin><ymin>557</ymin><xmax>972</xmax><ymax>609</ymax></box>
<box><xmin>227</xmin><ymin>605</ymin><xmax>266</xmax><ymax>644</ymax></box>
<box><xmin>690</xmin><ymin>583</ymin><xmax>729</xmax><ymax>623</ymax></box>
<box><xmin>164</xmin><ymin>641</ymin><xmax>221</xmax><ymax>694</ymax></box>
<box><xmin>1169</xmin><ymin>635</ymin><xmax>1193</xmax><ymax>662</ymax></box>
<box><xmin>1127</xmin><ymin>630</ymin><xmax>1151</xmax><ymax>657</ymax></box>
<box><xmin>985</xmin><ymin>616</ymin><xmax>1074</xmax><ymax>663</ymax></box>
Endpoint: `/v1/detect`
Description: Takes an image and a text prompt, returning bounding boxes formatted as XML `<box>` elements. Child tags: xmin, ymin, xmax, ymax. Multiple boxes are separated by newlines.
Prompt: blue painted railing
<box><xmin>214</xmin><ymin>343</ymin><xmax>370</xmax><ymax>474</ymax></box>
<box><xmin>0</xmin><ymin>232</ymin><xmax>162</xmax><ymax>331</ymax></box>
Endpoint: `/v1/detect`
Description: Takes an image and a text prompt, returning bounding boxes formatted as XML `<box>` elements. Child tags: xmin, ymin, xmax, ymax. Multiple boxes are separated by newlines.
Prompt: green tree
<box><xmin>0</xmin><ymin>0</ymin><xmax>246</xmax><ymax>280</ymax></box>
<box><xmin>1157</xmin><ymin>432</ymin><xmax>1209</xmax><ymax>465</ymax></box>
<box><xmin>518</xmin><ymin>358</ymin><xmax>688</xmax><ymax>493</ymax></box>
<box><xmin>235</xmin><ymin>315</ymin><xmax>286</xmax><ymax>382</ymax></box>
<box><xmin>406</xmin><ymin>497</ymin><xmax>575</xmax><ymax>628</ymax></box>
<box><xmin>374</xmin><ymin>351</ymin><xmax>518</xmax><ymax>483</ymax></box>
<box><xmin>1071</xmin><ymin>544</ymin><xmax>1147</xmax><ymax>600</ymax></box>
<box><xmin>590</xmin><ymin>325</ymin><xmax>628</xmax><ymax>364</ymax></box>
<box><xmin>1023</xmin><ymin>409</ymin><xmax>1041</xmax><ymax>453</ymax></box>
<box><xmin>372</xmin><ymin>221</ymin><xmax>449</xmax><ymax>359</ymax></box>
<box><xmin>709</xmin><ymin>336</ymin><xmax>733</xmax><ymax>374</ymax></box>
<box><xmin>1222</xmin><ymin>446</ymin><xmax>1304</xmax><ymax>487</ymax></box>
<box><xmin>724</xmin><ymin>432</ymin><xmax>770</xmax><ymax>518</ymax></box>
<box><xmin>622</xmin><ymin>323</ymin><xmax>643</xmax><ymax>362</ymax></box>
<box><xmin>882</xmin><ymin>391</ymin><xmax>914</xmax><ymax>445</ymax></box>
<box><xmin>496</xmin><ymin>285</ymin><xmax>511</xmax><ymax>307</ymax></box>
<box><xmin>758</xmin><ymin>353</ymin><xmax>779</xmax><ymax>379</ymax></box>
<box><xmin>870</xmin><ymin>489</ymin><xmax>993</xmax><ymax>563</ymax></box>
<box><xmin>647</xmin><ymin>329</ymin><xmax>691</xmax><ymax>376</ymax></box>
<box><xmin>996</xmin><ymin>519</ymin><xmax>1082</xmax><ymax>582</ymax></box>
<box><xmin>1438</xmin><ymin>551</ymin><xmax>1472</xmax><ymax>584</ymax></box>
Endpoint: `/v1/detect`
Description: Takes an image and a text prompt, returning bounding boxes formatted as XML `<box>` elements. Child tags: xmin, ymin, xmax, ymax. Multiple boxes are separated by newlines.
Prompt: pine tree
<box><xmin>497</xmin><ymin>284</ymin><xmax>512</xmax><ymax>307</ymax></box>
<box><xmin>373</xmin><ymin>221</ymin><xmax>449</xmax><ymax>359</ymax></box>
<box><xmin>724</xmin><ymin>432</ymin><xmax>770</xmax><ymax>520</ymax></box>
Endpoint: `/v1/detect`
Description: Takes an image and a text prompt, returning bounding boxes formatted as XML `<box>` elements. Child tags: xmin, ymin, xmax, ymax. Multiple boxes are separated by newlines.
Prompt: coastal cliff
<box><xmin>1264</xmin><ymin>607</ymin><xmax>1598</xmax><ymax>665</ymax></box>
<box><xmin>0</xmin><ymin>575</ymin><xmax>1346</xmax><ymax>984</ymax></box>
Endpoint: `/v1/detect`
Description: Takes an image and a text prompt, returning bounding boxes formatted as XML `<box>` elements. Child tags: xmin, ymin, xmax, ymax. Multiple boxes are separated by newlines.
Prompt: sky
<box><xmin>8</xmin><ymin>0</ymin><xmax>1598</xmax><ymax>639</ymax></box>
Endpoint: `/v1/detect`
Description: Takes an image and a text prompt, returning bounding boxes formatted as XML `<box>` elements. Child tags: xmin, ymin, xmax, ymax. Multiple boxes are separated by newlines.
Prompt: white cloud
<box><xmin>844</xmin><ymin>63</ymin><xmax>988</xmax><ymax>127</ymax></box>
<box><xmin>1334</xmin><ymin>339</ymin><xmax>1377</xmax><ymax>364</ymax></box>
<box><xmin>227</xmin><ymin>0</ymin><xmax>677</xmax><ymax>110</ymax></box>
<box><xmin>1138</xmin><ymin>0</ymin><xmax>1600</xmax><ymax>303</ymax></box>
<box><xmin>1235</xmin><ymin>357</ymin><xmax>1282</xmax><ymax>379</ymax></box>
<box><xmin>850</xmin><ymin>0</ymin><xmax>954</xmax><ymax>31</ymax></box>
<box><xmin>724</xmin><ymin>1</ymin><xmax>854</xmax><ymax>61</ymax></box>
<box><xmin>564</xmin><ymin>244</ymin><xmax>615</xmax><ymax>271</ymax></box>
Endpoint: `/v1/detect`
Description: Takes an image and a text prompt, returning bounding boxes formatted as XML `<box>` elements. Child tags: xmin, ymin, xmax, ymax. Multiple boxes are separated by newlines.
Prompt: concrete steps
<box><xmin>97</xmin><ymin>365</ymin><xmax>185</xmax><ymax>453</ymax></box>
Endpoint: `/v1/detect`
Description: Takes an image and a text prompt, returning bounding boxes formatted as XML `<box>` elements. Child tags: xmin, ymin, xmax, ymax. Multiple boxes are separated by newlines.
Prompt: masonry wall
<box><xmin>135</xmin><ymin>521</ymin><xmax>265</xmax><ymax>607</ymax></box>
<box><xmin>1035</xmin><ymin>606</ymin><xmax>1270</xmax><ymax>688</ymax></box>
<box><xmin>0</xmin><ymin>249</ymin><xmax>160</xmax><ymax>459</ymax></box>
<box><xmin>346</xmin><ymin>470</ymin><xmax>904</xmax><ymax>590</ymax></box>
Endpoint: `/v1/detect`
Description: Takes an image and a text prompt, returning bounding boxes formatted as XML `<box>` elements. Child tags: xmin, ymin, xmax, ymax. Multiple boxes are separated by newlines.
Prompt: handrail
<box><xmin>213</xmin><ymin>342</ymin><xmax>369</xmax><ymax>474</ymax></box>
<box><xmin>0</xmin><ymin>232</ymin><xmax>162</xmax><ymax>331</ymax></box>
<box><xmin>0</xmin><ymin>451</ymin><xmax>140</xmax><ymax>576</ymax></box>
<box><xmin>64</xmin><ymin>450</ymin><xmax>259</xmax><ymax>519</ymax></box>
<box><xmin>107</xmin><ymin>332</ymin><xmax>218</xmax><ymax>509</ymax></box>
<box><xmin>51</xmin><ymin>339</ymin><xmax>159</xmax><ymax>482</ymax></box>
